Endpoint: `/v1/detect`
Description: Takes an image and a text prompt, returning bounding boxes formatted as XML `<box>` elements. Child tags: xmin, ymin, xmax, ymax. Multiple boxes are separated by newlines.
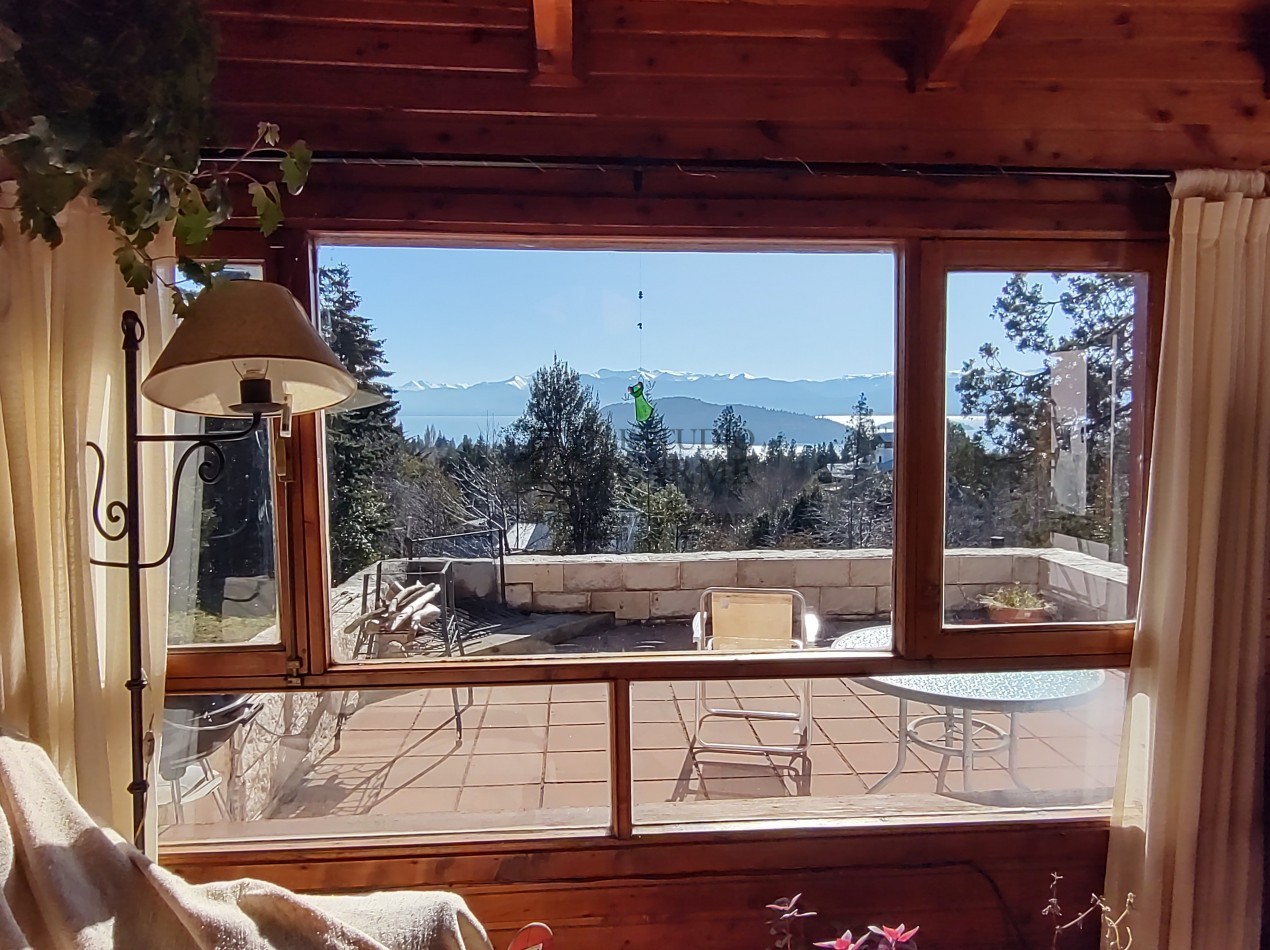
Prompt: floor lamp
<box><xmin>87</xmin><ymin>279</ymin><xmax>355</xmax><ymax>850</ymax></box>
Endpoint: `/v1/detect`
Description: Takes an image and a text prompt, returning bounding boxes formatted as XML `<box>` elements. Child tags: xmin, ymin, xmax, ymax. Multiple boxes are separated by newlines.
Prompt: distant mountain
<box><xmin>602</xmin><ymin>396</ymin><xmax>849</xmax><ymax>446</ymax></box>
<box><xmin>392</xmin><ymin>368</ymin><xmax>965</xmax><ymax>440</ymax></box>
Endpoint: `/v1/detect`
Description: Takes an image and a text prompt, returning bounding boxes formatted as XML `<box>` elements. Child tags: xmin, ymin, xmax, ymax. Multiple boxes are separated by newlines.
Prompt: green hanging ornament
<box><xmin>628</xmin><ymin>380</ymin><xmax>654</xmax><ymax>423</ymax></box>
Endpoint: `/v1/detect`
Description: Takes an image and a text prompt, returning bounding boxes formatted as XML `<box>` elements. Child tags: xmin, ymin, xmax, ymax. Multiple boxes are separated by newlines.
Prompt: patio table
<box><xmin>831</xmin><ymin>626</ymin><xmax>1104</xmax><ymax>792</ymax></box>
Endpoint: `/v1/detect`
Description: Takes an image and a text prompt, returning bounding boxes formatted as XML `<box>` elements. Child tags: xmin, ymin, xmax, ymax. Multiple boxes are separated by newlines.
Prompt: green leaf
<box><xmin>256</xmin><ymin>121</ymin><xmax>281</xmax><ymax>147</ymax></box>
<box><xmin>280</xmin><ymin>139</ymin><xmax>312</xmax><ymax>195</ymax></box>
<box><xmin>113</xmin><ymin>240</ymin><xmax>153</xmax><ymax>294</ymax></box>
<box><xmin>174</xmin><ymin>185</ymin><xmax>213</xmax><ymax>247</ymax></box>
<box><xmin>248</xmin><ymin>181</ymin><xmax>283</xmax><ymax>236</ymax></box>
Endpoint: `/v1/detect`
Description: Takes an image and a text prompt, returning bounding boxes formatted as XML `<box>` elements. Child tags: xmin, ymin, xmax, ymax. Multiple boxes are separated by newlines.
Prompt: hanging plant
<box><xmin>0</xmin><ymin>0</ymin><xmax>310</xmax><ymax>311</ymax></box>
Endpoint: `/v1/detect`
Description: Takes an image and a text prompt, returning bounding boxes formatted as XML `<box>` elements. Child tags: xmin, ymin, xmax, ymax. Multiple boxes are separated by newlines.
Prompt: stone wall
<box><xmin>467</xmin><ymin>547</ymin><xmax>1131</xmax><ymax>622</ymax></box>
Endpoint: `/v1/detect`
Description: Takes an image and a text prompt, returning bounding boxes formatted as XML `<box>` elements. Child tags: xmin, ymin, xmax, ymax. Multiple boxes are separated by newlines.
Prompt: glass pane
<box><xmin>631</xmin><ymin>670</ymin><xmax>1124</xmax><ymax>828</ymax></box>
<box><xmin>944</xmin><ymin>272</ymin><xmax>1139</xmax><ymax>624</ymax></box>
<box><xmin>318</xmin><ymin>247</ymin><xmax>897</xmax><ymax>663</ymax></box>
<box><xmin>157</xmin><ymin>684</ymin><xmax>609</xmax><ymax>844</ymax></box>
<box><xmin>167</xmin><ymin>262</ymin><xmax>281</xmax><ymax>647</ymax></box>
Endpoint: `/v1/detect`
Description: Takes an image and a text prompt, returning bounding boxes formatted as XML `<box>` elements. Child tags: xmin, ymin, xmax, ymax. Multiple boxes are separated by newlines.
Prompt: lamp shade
<box><xmin>141</xmin><ymin>280</ymin><xmax>356</xmax><ymax>416</ymax></box>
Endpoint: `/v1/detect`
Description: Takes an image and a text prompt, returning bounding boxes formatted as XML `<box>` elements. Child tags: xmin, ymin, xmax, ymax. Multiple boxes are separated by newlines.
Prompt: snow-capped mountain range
<box><xmin>393</xmin><ymin>369</ymin><xmax>967</xmax><ymax>442</ymax></box>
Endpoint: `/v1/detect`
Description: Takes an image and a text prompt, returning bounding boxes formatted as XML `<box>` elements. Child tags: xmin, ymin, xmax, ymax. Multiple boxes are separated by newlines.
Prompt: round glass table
<box><xmin>831</xmin><ymin>625</ymin><xmax>1105</xmax><ymax>792</ymax></box>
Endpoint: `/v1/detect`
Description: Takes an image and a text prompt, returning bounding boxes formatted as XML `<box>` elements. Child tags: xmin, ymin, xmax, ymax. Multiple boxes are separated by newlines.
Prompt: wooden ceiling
<box><xmin>208</xmin><ymin>0</ymin><xmax>1270</xmax><ymax>172</ymax></box>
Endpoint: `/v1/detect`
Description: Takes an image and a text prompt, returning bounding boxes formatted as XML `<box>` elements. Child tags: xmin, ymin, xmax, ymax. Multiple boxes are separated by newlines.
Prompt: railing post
<box><xmin>609</xmin><ymin>679</ymin><xmax>633</xmax><ymax>839</ymax></box>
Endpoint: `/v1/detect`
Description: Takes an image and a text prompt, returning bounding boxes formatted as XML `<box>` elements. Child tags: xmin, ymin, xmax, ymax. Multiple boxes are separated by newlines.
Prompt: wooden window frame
<box><xmin>160</xmin><ymin>226</ymin><xmax>1165</xmax><ymax>858</ymax></box>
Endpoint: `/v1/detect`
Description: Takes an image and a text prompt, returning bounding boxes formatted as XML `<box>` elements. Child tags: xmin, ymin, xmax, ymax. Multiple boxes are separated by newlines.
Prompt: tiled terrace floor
<box><xmin>264</xmin><ymin>670</ymin><xmax>1125</xmax><ymax>832</ymax></box>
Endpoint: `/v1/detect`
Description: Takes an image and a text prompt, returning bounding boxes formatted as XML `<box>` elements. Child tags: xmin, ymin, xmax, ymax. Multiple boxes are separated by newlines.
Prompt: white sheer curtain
<box><xmin>0</xmin><ymin>184</ymin><xmax>173</xmax><ymax>845</ymax></box>
<box><xmin>1105</xmin><ymin>169</ymin><xmax>1269</xmax><ymax>947</ymax></box>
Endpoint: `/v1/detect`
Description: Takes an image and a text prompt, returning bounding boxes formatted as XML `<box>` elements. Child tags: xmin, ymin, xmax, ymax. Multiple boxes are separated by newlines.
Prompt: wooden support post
<box><xmin>609</xmin><ymin>679</ymin><xmax>633</xmax><ymax>839</ymax></box>
<box><xmin>914</xmin><ymin>0</ymin><xmax>1012</xmax><ymax>91</ymax></box>
<box><xmin>532</xmin><ymin>0</ymin><xmax>578</xmax><ymax>86</ymax></box>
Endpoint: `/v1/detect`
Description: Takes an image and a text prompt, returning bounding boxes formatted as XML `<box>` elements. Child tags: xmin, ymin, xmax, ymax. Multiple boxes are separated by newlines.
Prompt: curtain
<box><xmin>1105</xmin><ymin>169</ymin><xmax>1269</xmax><ymax>947</ymax></box>
<box><xmin>0</xmin><ymin>184</ymin><xmax>173</xmax><ymax>847</ymax></box>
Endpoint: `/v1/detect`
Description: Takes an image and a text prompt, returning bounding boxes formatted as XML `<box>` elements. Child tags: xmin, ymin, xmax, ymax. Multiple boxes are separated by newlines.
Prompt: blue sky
<box><xmin>317</xmin><ymin>245</ymin><xmax>1023</xmax><ymax>386</ymax></box>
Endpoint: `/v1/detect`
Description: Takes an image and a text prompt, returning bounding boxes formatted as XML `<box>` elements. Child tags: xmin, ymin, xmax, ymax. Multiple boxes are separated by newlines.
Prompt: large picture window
<box><xmin>158</xmin><ymin>235</ymin><xmax>1164</xmax><ymax>855</ymax></box>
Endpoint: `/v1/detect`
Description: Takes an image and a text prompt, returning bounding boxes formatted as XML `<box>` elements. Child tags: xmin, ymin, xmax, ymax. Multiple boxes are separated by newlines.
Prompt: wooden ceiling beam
<box><xmin>915</xmin><ymin>0</ymin><xmax>1013</xmax><ymax>90</ymax></box>
<box><xmin>531</xmin><ymin>0</ymin><xmax>578</xmax><ymax>86</ymax></box>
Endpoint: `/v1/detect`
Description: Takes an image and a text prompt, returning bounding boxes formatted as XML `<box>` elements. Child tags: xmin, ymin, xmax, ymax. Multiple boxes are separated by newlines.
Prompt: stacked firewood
<box><xmin>344</xmin><ymin>580</ymin><xmax>443</xmax><ymax>658</ymax></box>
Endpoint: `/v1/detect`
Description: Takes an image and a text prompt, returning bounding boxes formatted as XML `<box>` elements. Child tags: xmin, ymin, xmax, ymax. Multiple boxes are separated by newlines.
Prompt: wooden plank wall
<box><xmin>167</xmin><ymin>822</ymin><xmax>1106</xmax><ymax>948</ymax></box>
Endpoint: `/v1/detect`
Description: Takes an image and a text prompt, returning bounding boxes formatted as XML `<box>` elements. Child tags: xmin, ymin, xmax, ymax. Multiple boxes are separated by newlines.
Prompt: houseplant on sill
<box><xmin>0</xmin><ymin>0</ymin><xmax>310</xmax><ymax>304</ymax></box>
<box><xmin>979</xmin><ymin>584</ymin><xmax>1055</xmax><ymax>624</ymax></box>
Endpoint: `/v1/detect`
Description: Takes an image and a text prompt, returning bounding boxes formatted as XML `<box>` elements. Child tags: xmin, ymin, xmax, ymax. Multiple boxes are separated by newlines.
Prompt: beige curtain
<box><xmin>1105</xmin><ymin>169</ymin><xmax>1269</xmax><ymax>947</ymax></box>
<box><xmin>0</xmin><ymin>184</ymin><xmax>173</xmax><ymax>846</ymax></box>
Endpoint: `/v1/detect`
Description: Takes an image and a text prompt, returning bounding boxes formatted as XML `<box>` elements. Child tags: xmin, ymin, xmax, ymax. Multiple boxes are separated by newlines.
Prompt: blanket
<box><xmin>0</xmin><ymin>732</ymin><xmax>493</xmax><ymax>950</ymax></box>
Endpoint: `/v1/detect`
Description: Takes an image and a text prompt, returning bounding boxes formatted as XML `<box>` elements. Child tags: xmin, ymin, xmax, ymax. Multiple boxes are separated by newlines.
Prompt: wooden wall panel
<box><xmin>166</xmin><ymin>821</ymin><xmax>1107</xmax><ymax>949</ymax></box>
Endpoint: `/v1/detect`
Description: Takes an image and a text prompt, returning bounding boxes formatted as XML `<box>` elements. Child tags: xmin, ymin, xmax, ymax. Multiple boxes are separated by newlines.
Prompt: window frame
<box><xmin>160</xmin><ymin>227</ymin><xmax>1163</xmax><ymax>855</ymax></box>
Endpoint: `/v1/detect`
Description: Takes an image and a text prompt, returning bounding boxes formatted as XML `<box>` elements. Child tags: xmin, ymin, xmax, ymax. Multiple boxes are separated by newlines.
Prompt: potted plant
<box><xmin>979</xmin><ymin>584</ymin><xmax>1055</xmax><ymax>623</ymax></box>
<box><xmin>0</xmin><ymin>0</ymin><xmax>309</xmax><ymax>305</ymax></box>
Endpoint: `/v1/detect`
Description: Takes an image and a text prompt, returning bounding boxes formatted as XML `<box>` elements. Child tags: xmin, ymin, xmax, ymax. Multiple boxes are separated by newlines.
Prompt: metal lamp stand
<box><xmin>87</xmin><ymin>310</ymin><xmax>262</xmax><ymax>850</ymax></box>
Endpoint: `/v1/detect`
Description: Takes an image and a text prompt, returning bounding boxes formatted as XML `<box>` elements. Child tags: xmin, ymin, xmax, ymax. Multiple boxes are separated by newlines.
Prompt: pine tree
<box><xmin>625</xmin><ymin>406</ymin><xmax>673</xmax><ymax>485</ymax></box>
<box><xmin>513</xmin><ymin>358</ymin><xmax>622</xmax><ymax>554</ymax></box>
<box><xmin>320</xmin><ymin>263</ymin><xmax>402</xmax><ymax>582</ymax></box>
<box><xmin>710</xmin><ymin>404</ymin><xmax>752</xmax><ymax>508</ymax></box>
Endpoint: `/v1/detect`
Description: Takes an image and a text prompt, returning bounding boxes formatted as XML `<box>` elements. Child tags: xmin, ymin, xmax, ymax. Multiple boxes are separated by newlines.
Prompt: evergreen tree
<box><xmin>513</xmin><ymin>358</ymin><xmax>621</xmax><ymax>554</ymax></box>
<box><xmin>320</xmin><ymin>263</ymin><xmax>401</xmax><ymax>582</ymax></box>
<box><xmin>625</xmin><ymin>406</ymin><xmax>673</xmax><ymax>485</ymax></box>
<box><xmin>957</xmin><ymin>273</ymin><xmax>1134</xmax><ymax>555</ymax></box>
<box><xmin>710</xmin><ymin>404</ymin><xmax>752</xmax><ymax>507</ymax></box>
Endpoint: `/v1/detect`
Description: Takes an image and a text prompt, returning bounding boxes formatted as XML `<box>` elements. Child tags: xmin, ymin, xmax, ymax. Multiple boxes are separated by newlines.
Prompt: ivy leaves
<box><xmin>0</xmin><ymin>2</ymin><xmax>312</xmax><ymax>296</ymax></box>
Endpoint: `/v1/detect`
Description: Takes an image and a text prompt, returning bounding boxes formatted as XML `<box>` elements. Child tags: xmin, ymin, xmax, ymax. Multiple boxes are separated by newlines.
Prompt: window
<box><xmin>159</xmin><ymin>236</ymin><xmax>1164</xmax><ymax>853</ymax></box>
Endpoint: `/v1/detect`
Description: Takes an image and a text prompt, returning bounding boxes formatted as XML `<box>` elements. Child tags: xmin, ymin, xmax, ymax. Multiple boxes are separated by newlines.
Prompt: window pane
<box><xmin>157</xmin><ymin>684</ymin><xmax>609</xmax><ymax>845</ymax></box>
<box><xmin>318</xmin><ymin>247</ymin><xmax>897</xmax><ymax>663</ymax></box>
<box><xmin>631</xmin><ymin>670</ymin><xmax>1124</xmax><ymax>829</ymax></box>
<box><xmin>166</xmin><ymin>263</ymin><xmax>281</xmax><ymax>647</ymax></box>
<box><xmin>945</xmin><ymin>272</ymin><xmax>1139</xmax><ymax>624</ymax></box>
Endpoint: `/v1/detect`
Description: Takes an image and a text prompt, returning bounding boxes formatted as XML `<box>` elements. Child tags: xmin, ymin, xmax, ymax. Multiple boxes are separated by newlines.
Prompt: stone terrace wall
<box><xmin>495</xmin><ymin>549</ymin><xmax>1044</xmax><ymax>621</ymax></box>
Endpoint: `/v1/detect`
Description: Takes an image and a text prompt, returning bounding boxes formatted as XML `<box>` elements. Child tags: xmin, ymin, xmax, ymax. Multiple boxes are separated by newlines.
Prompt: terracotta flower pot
<box><xmin>986</xmin><ymin>605</ymin><xmax>1050</xmax><ymax>624</ymax></box>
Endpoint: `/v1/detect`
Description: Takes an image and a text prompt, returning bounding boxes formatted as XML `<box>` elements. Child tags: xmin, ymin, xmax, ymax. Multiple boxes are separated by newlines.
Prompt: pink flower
<box><xmin>813</xmin><ymin>931</ymin><xmax>868</xmax><ymax>950</ymax></box>
<box><xmin>868</xmin><ymin>923</ymin><xmax>920</xmax><ymax>947</ymax></box>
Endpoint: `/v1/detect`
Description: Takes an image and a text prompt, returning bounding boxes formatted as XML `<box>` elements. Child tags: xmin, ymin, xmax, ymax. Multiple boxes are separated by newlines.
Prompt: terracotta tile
<box><xmin>551</xmin><ymin>684</ymin><xmax>608</xmax><ymax>704</ymax></box>
<box><xmin>373</xmin><ymin>689</ymin><xmax>433</xmax><ymax>707</ymax></box>
<box><xmin>632</xmin><ymin>700</ymin><xmax>681</xmax><ymax>723</ymax></box>
<box><xmin>669</xmin><ymin>682</ymin><xmax>696</xmax><ymax>701</ymax></box>
<box><xmin>321</xmin><ymin>731</ymin><xmax>407</xmax><ymax>760</ymax></box>
<box><xmin>700</xmin><ymin>775</ymin><xmax>793</xmax><ymax>800</ymax></box>
<box><xmin>413</xmin><ymin>706</ymin><xmax>467</xmax><ymax>733</ymax></box>
<box><xmin>633</xmin><ymin>748</ymin><xmax>694</xmax><ymax>781</ymax></box>
<box><xmin>548</xmin><ymin>702</ymin><xmax>608</xmax><ymax>726</ymax></box>
<box><xmin>370</xmin><ymin>785</ymin><xmax>460</xmax><ymax>815</ymax></box>
<box><xmin>542</xmin><ymin>782</ymin><xmax>610</xmax><ymax>809</ymax></box>
<box><xmin>839</xmin><ymin>742</ymin><xmax>912</xmax><ymax>775</ymax></box>
<box><xmin>1012</xmin><ymin>766</ymin><xmax>1090</xmax><ymax>792</ymax></box>
<box><xmin>458</xmin><ymin>784</ymin><xmax>543</xmax><ymax>811</ymax></box>
<box><xmin>384</xmin><ymin>754</ymin><xmax>472</xmax><ymax>789</ymax></box>
<box><xmin>856</xmin><ymin>771</ymin><xmax>937</xmax><ymax>794</ymax></box>
<box><xmin>481</xmin><ymin>704</ymin><xmax>549</xmax><ymax>728</ymax></box>
<box><xmin>543</xmin><ymin>751</ymin><xmax>610</xmax><ymax>783</ymax></box>
<box><xmin>812</xmin><ymin>695</ymin><xmax>876</xmax><ymax>719</ymax></box>
<box><xmin>632</xmin><ymin>720</ymin><xmax>689</xmax><ymax>750</ymax></box>
<box><xmin>488</xmin><ymin>685</ymin><xmax>552</xmax><ymax>705</ymax></box>
<box><xmin>397</xmin><ymin>729</ymin><xmax>465</xmax><ymax>759</ymax></box>
<box><xmin>816</xmin><ymin>678</ymin><xmax>858</xmax><ymax>696</ymax></box>
<box><xmin>547</xmin><ymin>724</ymin><xmax>609</xmax><ymax>753</ymax></box>
<box><xmin>465</xmin><ymin>752</ymin><xmax>544</xmax><ymax>786</ymax></box>
<box><xmin>1010</xmin><ymin>740</ymin><xmax>1077</xmax><ymax>769</ymax></box>
<box><xmin>859</xmin><ymin>695</ymin><xmax>901</xmax><ymax>717</ymax></box>
<box><xmin>730</xmin><ymin>679</ymin><xmax>796</xmax><ymax>699</ymax></box>
<box><xmin>750</xmin><ymin>720</ymin><xmax>810</xmax><ymax>748</ymax></box>
<box><xmin>631</xmin><ymin>682</ymin><xmax>676</xmax><ymax>702</ymax></box>
<box><xmin>1021</xmin><ymin>711</ymin><xmax>1098</xmax><ymax>738</ymax></box>
<box><xmin>633</xmin><ymin>780</ymin><xmax>681</xmax><ymax>805</ymax></box>
<box><xmin>473</xmin><ymin>727</ymin><xmax>548</xmax><ymax>755</ymax></box>
<box><xmin>804</xmin><ymin>745</ymin><xmax>854</xmax><ymax>775</ymax></box>
<box><xmin>817</xmin><ymin>716</ymin><xmax>898</xmax><ymax>744</ymax></box>
<box><xmin>807</xmin><ymin>772</ymin><xmax>868</xmax><ymax>797</ymax></box>
<box><xmin>343</xmin><ymin>704</ymin><xmax>421</xmax><ymax>731</ymax></box>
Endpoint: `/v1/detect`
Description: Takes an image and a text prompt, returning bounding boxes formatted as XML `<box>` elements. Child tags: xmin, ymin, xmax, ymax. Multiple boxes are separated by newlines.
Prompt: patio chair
<box><xmin>690</xmin><ymin>588</ymin><xmax>819</xmax><ymax>756</ymax></box>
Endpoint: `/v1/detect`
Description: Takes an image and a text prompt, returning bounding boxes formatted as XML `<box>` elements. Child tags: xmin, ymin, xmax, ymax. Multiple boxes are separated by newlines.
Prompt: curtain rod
<box><xmin>202</xmin><ymin>149</ymin><xmax>1174</xmax><ymax>184</ymax></box>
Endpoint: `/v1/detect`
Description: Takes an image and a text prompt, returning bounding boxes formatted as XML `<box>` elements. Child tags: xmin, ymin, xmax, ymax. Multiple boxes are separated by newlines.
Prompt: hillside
<box><xmin>601</xmin><ymin>396</ymin><xmax>849</xmax><ymax>446</ymax></box>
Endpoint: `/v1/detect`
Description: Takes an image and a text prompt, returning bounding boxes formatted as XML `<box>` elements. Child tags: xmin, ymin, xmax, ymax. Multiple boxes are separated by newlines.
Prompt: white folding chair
<box><xmin>690</xmin><ymin>587</ymin><xmax>819</xmax><ymax>756</ymax></box>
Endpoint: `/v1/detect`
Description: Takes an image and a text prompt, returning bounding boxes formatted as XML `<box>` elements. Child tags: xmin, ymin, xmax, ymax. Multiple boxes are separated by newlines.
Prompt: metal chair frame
<box><xmin>690</xmin><ymin>587</ymin><xmax>816</xmax><ymax>756</ymax></box>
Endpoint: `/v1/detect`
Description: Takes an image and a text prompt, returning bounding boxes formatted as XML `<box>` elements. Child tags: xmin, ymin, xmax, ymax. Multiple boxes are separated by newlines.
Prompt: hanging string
<box><xmin>637</xmin><ymin>254</ymin><xmax>645</xmax><ymax>375</ymax></box>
